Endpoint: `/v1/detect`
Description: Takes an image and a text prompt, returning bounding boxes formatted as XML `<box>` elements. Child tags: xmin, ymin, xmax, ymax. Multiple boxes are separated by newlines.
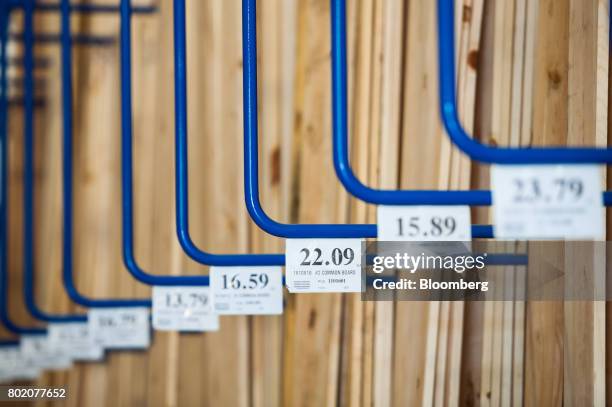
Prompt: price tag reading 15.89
<box><xmin>285</xmin><ymin>239</ymin><xmax>362</xmax><ymax>293</ymax></box>
<box><xmin>377</xmin><ymin>206</ymin><xmax>472</xmax><ymax>241</ymax></box>
<box><xmin>210</xmin><ymin>267</ymin><xmax>283</xmax><ymax>315</ymax></box>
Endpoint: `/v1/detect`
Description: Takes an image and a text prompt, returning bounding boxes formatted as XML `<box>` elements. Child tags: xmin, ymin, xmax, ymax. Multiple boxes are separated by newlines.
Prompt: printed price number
<box><xmin>299</xmin><ymin>247</ymin><xmax>356</xmax><ymax>267</ymax></box>
<box><xmin>164</xmin><ymin>291</ymin><xmax>209</xmax><ymax>308</ymax></box>
<box><xmin>511</xmin><ymin>176</ymin><xmax>584</xmax><ymax>204</ymax></box>
<box><xmin>221</xmin><ymin>272</ymin><xmax>269</xmax><ymax>291</ymax></box>
<box><xmin>395</xmin><ymin>215</ymin><xmax>457</xmax><ymax>239</ymax></box>
<box><xmin>98</xmin><ymin>313</ymin><xmax>138</xmax><ymax>328</ymax></box>
<box><xmin>377</xmin><ymin>206</ymin><xmax>471</xmax><ymax>241</ymax></box>
<box><xmin>211</xmin><ymin>267</ymin><xmax>283</xmax><ymax>315</ymax></box>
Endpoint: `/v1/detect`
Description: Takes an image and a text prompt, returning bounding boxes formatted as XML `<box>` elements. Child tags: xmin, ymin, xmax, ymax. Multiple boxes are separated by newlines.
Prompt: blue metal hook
<box><xmin>243</xmin><ymin>0</ymin><xmax>495</xmax><ymax>239</ymax></box>
<box><xmin>0</xmin><ymin>3</ymin><xmax>46</xmax><ymax>336</ymax></box>
<box><xmin>437</xmin><ymin>0</ymin><xmax>612</xmax><ymax>164</ymax></box>
<box><xmin>59</xmin><ymin>0</ymin><xmax>150</xmax><ymax>306</ymax></box>
<box><xmin>9</xmin><ymin>32</ymin><xmax>117</xmax><ymax>46</ymax></box>
<box><xmin>171</xmin><ymin>0</ymin><xmax>283</xmax><ymax>266</ymax></box>
<box><xmin>242</xmin><ymin>0</ymin><xmax>375</xmax><ymax>239</ymax></box>
<box><xmin>21</xmin><ymin>0</ymin><xmax>86</xmax><ymax>322</ymax></box>
<box><xmin>118</xmin><ymin>0</ymin><xmax>221</xmax><ymax>284</ymax></box>
<box><xmin>32</xmin><ymin>1</ymin><xmax>157</xmax><ymax>14</ymax></box>
<box><xmin>330</xmin><ymin>0</ymin><xmax>612</xmax><ymax>220</ymax></box>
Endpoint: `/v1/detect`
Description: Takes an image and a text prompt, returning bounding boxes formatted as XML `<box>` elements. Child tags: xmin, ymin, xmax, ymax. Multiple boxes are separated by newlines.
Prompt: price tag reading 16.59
<box><xmin>210</xmin><ymin>267</ymin><xmax>283</xmax><ymax>315</ymax></box>
<box><xmin>491</xmin><ymin>165</ymin><xmax>604</xmax><ymax>239</ymax></box>
<box><xmin>285</xmin><ymin>239</ymin><xmax>362</xmax><ymax>293</ymax></box>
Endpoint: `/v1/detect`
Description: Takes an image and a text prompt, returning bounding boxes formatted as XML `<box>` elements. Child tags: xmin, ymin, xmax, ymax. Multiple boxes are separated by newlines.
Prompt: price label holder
<box><xmin>88</xmin><ymin>308</ymin><xmax>151</xmax><ymax>349</ymax></box>
<box><xmin>285</xmin><ymin>239</ymin><xmax>363</xmax><ymax>293</ymax></box>
<box><xmin>377</xmin><ymin>206</ymin><xmax>472</xmax><ymax>241</ymax></box>
<box><xmin>210</xmin><ymin>267</ymin><xmax>283</xmax><ymax>315</ymax></box>
<box><xmin>0</xmin><ymin>345</ymin><xmax>40</xmax><ymax>382</ymax></box>
<box><xmin>20</xmin><ymin>335</ymin><xmax>72</xmax><ymax>370</ymax></box>
<box><xmin>152</xmin><ymin>286</ymin><xmax>219</xmax><ymax>332</ymax></box>
<box><xmin>491</xmin><ymin>165</ymin><xmax>604</xmax><ymax>239</ymax></box>
<box><xmin>48</xmin><ymin>323</ymin><xmax>104</xmax><ymax>362</ymax></box>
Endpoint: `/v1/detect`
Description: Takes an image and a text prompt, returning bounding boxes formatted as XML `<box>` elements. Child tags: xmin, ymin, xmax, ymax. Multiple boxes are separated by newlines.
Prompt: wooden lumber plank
<box><xmin>523</xmin><ymin>0</ymin><xmax>568</xmax><ymax>405</ymax></box>
<box><xmin>564</xmin><ymin>0</ymin><xmax>608</xmax><ymax>405</ymax></box>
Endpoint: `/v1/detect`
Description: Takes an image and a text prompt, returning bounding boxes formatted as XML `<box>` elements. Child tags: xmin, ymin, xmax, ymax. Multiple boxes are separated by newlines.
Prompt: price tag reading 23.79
<box><xmin>285</xmin><ymin>239</ymin><xmax>362</xmax><ymax>293</ymax></box>
<box><xmin>491</xmin><ymin>165</ymin><xmax>604</xmax><ymax>239</ymax></box>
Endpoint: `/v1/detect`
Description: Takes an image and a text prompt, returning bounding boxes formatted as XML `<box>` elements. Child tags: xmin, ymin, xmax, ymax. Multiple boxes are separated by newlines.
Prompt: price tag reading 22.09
<box><xmin>210</xmin><ymin>267</ymin><xmax>283</xmax><ymax>315</ymax></box>
<box><xmin>285</xmin><ymin>239</ymin><xmax>362</xmax><ymax>293</ymax></box>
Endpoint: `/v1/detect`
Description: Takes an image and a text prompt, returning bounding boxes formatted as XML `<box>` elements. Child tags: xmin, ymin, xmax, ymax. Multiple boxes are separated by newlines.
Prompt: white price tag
<box><xmin>210</xmin><ymin>267</ymin><xmax>283</xmax><ymax>315</ymax></box>
<box><xmin>377</xmin><ymin>206</ymin><xmax>472</xmax><ymax>241</ymax></box>
<box><xmin>20</xmin><ymin>335</ymin><xmax>72</xmax><ymax>370</ymax></box>
<box><xmin>88</xmin><ymin>308</ymin><xmax>150</xmax><ymax>349</ymax></box>
<box><xmin>0</xmin><ymin>346</ymin><xmax>39</xmax><ymax>382</ymax></box>
<box><xmin>285</xmin><ymin>239</ymin><xmax>362</xmax><ymax>293</ymax></box>
<box><xmin>152</xmin><ymin>287</ymin><xmax>219</xmax><ymax>332</ymax></box>
<box><xmin>48</xmin><ymin>323</ymin><xmax>104</xmax><ymax>361</ymax></box>
<box><xmin>492</xmin><ymin>165</ymin><xmax>604</xmax><ymax>239</ymax></box>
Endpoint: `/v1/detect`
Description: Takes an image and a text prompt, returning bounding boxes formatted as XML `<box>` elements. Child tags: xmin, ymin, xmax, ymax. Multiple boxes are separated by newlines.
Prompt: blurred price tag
<box><xmin>210</xmin><ymin>267</ymin><xmax>283</xmax><ymax>315</ymax></box>
<box><xmin>48</xmin><ymin>323</ymin><xmax>104</xmax><ymax>361</ymax></box>
<box><xmin>88</xmin><ymin>308</ymin><xmax>150</xmax><ymax>349</ymax></box>
<box><xmin>285</xmin><ymin>239</ymin><xmax>362</xmax><ymax>293</ymax></box>
<box><xmin>20</xmin><ymin>335</ymin><xmax>72</xmax><ymax>370</ymax></box>
<box><xmin>152</xmin><ymin>287</ymin><xmax>218</xmax><ymax>332</ymax></box>
<box><xmin>0</xmin><ymin>346</ymin><xmax>39</xmax><ymax>382</ymax></box>
<box><xmin>492</xmin><ymin>165</ymin><xmax>604</xmax><ymax>239</ymax></box>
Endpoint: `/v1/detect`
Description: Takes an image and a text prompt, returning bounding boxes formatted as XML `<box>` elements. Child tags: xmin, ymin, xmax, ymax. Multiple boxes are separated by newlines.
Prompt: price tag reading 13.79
<box><xmin>210</xmin><ymin>267</ymin><xmax>283</xmax><ymax>315</ymax></box>
<box><xmin>285</xmin><ymin>239</ymin><xmax>362</xmax><ymax>293</ymax></box>
<box><xmin>152</xmin><ymin>286</ymin><xmax>219</xmax><ymax>332</ymax></box>
<box><xmin>491</xmin><ymin>165</ymin><xmax>604</xmax><ymax>239</ymax></box>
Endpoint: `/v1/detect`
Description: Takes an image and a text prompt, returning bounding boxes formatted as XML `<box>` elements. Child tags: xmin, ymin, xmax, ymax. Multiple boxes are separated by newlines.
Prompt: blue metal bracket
<box><xmin>9</xmin><ymin>32</ymin><xmax>117</xmax><ymax>46</ymax></box>
<box><xmin>21</xmin><ymin>0</ymin><xmax>86</xmax><ymax>322</ymax></box>
<box><xmin>242</xmin><ymin>0</ymin><xmax>374</xmax><ymax>240</ymax></box>
<box><xmin>437</xmin><ymin>0</ymin><xmax>612</xmax><ymax>164</ymax></box>
<box><xmin>243</xmin><ymin>0</ymin><xmax>493</xmax><ymax>239</ymax></box>
<box><xmin>58</xmin><ymin>0</ymin><xmax>151</xmax><ymax>304</ymax></box>
<box><xmin>170</xmin><ymin>0</ymin><xmax>284</xmax><ymax>267</ymax></box>
<box><xmin>0</xmin><ymin>2</ymin><xmax>46</xmax><ymax>335</ymax></box>
<box><xmin>330</xmin><ymin>0</ymin><xmax>612</xmax><ymax>220</ymax></box>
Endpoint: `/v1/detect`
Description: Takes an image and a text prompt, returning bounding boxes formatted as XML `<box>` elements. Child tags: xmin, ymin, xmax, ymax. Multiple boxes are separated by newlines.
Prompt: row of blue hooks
<box><xmin>0</xmin><ymin>0</ymin><xmax>608</xmax><ymax>348</ymax></box>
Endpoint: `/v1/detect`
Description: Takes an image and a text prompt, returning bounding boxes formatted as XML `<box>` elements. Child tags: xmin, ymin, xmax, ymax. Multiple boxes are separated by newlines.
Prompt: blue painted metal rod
<box><xmin>170</xmin><ymin>0</ymin><xmax>283</xmax><ymax>267</ymax></box>
<box><xmin>0</xmin><ymin>3</ymin><xmax>45</xmax><ymax>335</ymax></box>
<box><xmin>33</xmin><ymin>2</ymin><xmax>157</xmax><ymax>14</ymax></box>
<box><xmin>8</xmin><ymin>55</ymin><xmax>52</xmax><ymax>68</ymax></box>
<box><xmin>10</xmin><ymin>32</ymin><xmax>116</xmax><ymax>46</ymax></box>
<box><xmin>242</xmin><ymin>0</ymin><xmax>496</xmax><ymax>239</ymax></box>
<box><xmin>22</xmin><ymin>0</ymin><xmax>86</xmax><ymax>322</ymax></box>
<box><xmin>7</xmin><ymin>97</ymin><xmax>46</xmax><ymax>107</ymax></box>
<box><xmin>59</xmin><ymin>0</ymin><xmax>150</xmax><ymax>305</ymax></box>
<box><xmin>437</xmin><ymin>0</ymin><xmax>612</xmax><ymax>164</ymax></box>
<box><xmin>329</xmin><ymin>0</ymin><xmax>612</xmax><ymax>212</ymax></box>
